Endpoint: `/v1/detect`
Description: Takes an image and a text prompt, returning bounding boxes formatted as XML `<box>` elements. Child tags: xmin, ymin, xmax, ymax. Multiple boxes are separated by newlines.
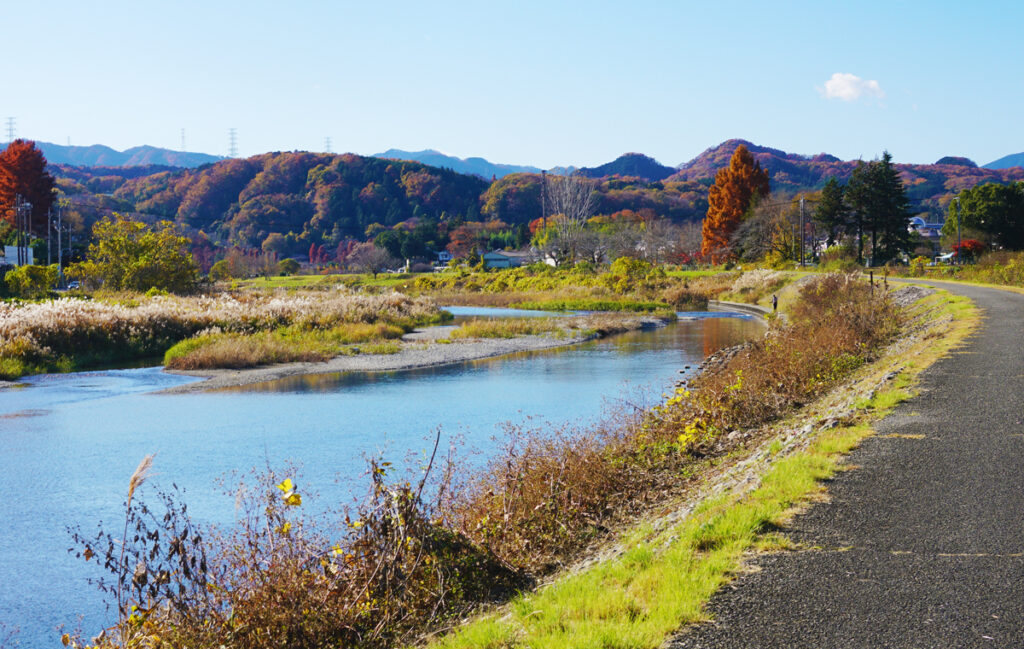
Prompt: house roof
<box><xmin>482</xmin><ymin>250</ymin><xmax>536</xmax><ymax>259</ymax></box>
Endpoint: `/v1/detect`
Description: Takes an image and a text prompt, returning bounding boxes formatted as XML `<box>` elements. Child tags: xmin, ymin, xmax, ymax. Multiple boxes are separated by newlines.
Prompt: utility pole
<box><xmin>14</xmin><ymin>195</ymin><xmax>31</xmax><ymax>266</ymax></box>
<box><xmin>953</xmin><ymin>197</ymin><xmax>961</xmax><ymax>265</ymax></box>
<box><xmin>799</xmin><ymin>196</ymin><xmax>805</xmax><ymax>266</ymax></box>
<box><xmin>228</xmin><ymin>128</ymin><xmax>238</xmax><ymax>157</ymax></box>
<box><xmin>47</xmin><ymin>207</ymin><xmax>52</xmax><ymax>265</ymax></box>
<box><xmin>57</xmin><ymin>202</ymin><xmax>64</xmax><ymax>279</ymax></box>
<box><xmin>540</xmin><ymin>170</ymin><xmax>547</xmax><ymax>232</ymax></box>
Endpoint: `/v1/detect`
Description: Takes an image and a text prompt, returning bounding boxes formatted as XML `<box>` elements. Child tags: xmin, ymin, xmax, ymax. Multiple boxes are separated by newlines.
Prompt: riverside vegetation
<box><xmin>0</xmin><ymin>261</ymin><xmax>785</xmax><ymax>380</ymax></box>
<box><xmin>64</xmin><ymin>272</ymin><xmax>908</xmax><ymax>649</ymax></box>
<box><xmin>0</xmin><ymin>290</ymin><xmax>444</xmax><ymax>379</ymax></box>
<box><xmin>895</xmin><ymin>250</ymin><xmax>1024</xmax><ymax>287</ymax></box>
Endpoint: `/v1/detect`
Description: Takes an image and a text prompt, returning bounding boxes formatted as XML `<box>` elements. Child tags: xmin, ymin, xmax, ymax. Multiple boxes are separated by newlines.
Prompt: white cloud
<box><xmin>819</xmin><ymin>73</ymin><xmax>885</xmax><ymax>102</ymax></box>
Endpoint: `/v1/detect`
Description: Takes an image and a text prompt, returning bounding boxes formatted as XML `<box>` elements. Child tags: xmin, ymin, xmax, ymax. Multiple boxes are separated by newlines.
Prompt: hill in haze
<box><xmin>984</xmin><ymin>152</ymin><xmax>1024</xmax><ymax>169</ymax></box>
<box><xmin>1</xmin><ymin>141</ymin><xmax>224</xmax><ymax>168</ymax></box>
<box><xmin>578</xmin><ymin>153</ymin><xmax>676</xmax><ymax>181</ymax></box>
<box><xmin>374</xmin><ymin>148</ymin><xmax>541</xmax><ymax>179</ymax></box>
<box><xmin>934</xmin><ymin>156</ymin><xmax>977</xmax><ymax>167</ymax></box>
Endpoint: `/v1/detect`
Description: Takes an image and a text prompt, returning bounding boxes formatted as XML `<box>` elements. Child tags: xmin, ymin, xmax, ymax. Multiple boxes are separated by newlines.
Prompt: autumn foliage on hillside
<box><xmin>673</xmin><ymin>139</ymin><xmax>1024</xmax><ymax>220</ymax></box>
<box><xmin>41</xmin><ymin>140</ymin><xmax>1024</xmax><ymax>260</ymax></box>
<box><xmin>701</xmin><ymin>144</ymin><xmax>770</xmax><ymax>261</ymax></box>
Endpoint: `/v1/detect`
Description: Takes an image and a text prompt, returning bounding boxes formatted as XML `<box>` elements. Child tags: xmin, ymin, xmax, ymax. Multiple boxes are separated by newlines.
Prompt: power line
<box><xmin>228</xmin><ymin>128</ymin><xmax>238</xmax><ymax>157</ymax></box>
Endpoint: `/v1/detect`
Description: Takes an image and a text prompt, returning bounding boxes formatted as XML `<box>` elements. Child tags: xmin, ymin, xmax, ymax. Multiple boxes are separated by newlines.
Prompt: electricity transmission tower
<box><xmin>228</xmin><ymin>128</ymin><xmax>238</xmax><ymax>157</ymax></box>
<box><xmin>324</xmin><ymin>137</ymin><xmax>332</xmax><ymax>154</ymax></box>
<box><xmin>5</xmin><ymin>117</ymin><xmax>15</xmax><ymax>143</ymax></box>
<box><xmin>181</xmin><ymin>128</ymin><xmax>186</xmax><ymax>151</ymax></box>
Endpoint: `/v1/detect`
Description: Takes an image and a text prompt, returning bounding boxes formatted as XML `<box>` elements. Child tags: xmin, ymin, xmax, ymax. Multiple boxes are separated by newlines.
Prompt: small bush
<box><xmin>278</xmin><ymin>258</ymin><xmax>301</xmax><ymax>275</ymax></box>
<box><xmin>4</xmin><ymin>264</ymin><xmax>58</xmax><ymax>299</ymax></box>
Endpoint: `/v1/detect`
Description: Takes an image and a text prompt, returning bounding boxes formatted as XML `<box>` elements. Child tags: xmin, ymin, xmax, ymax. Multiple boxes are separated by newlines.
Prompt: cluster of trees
<box><xmin>479</xmin><ymin>172</ymin><xmax>708</xmax><ymax>226</ymax></box>
<box><xmin>699</xmin><ymin>145</ymin><xmax>917</xmax><ymax>266</ymax></box>
<box><xmin>812</xmin><ymin>152</ymin><xmax>913</xmax><ymax>265</ymax></box>
<box><xmin>942</xmin><ymin>181</ymin><xmax>1024</xmax><ymax>251</ymax></box>
<box><xmin>524</xmin><ymin>174</ymin><xmax>702</xmax><ymax>266</ymax></box>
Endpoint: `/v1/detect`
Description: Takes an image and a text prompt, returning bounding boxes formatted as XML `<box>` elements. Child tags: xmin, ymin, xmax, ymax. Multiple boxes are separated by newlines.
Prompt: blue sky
<box><xmin>2</xmin><ymin>0</ymin><xmax>1020</xmax><ymax>167</ymax></box>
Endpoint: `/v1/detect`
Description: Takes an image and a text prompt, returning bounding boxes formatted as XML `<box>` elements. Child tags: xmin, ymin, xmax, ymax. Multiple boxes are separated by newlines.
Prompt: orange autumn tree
<box><xmin>700</xmin><ymin>144</ymin><xmax>770</xmax><ymax>262</ymax></box>
<box><xmin>0</xmin><ymin>139</ymin><xmax>55</xmax><ymax>236</ymax></box>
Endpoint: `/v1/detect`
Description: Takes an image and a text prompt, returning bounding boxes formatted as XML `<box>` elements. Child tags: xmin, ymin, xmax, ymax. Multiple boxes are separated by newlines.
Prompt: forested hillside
<box><xmin>672</xmin><ymin>139</ymin><xmax>1024</xmax><ymax>219</ymax></box>
<box><xmin>578</xmin><ymin>153</ymin><xmax>677</xmax><ymax>181</ymax></box>
<box><xmin>68</xmin><ymin>153</ymin><xmax>487</xmax><ymax>254</ymax></box>
<box><xmin>44</xmin><ymin>141</ymin><xmax>1024</xmax><ymax>259</ymax></box>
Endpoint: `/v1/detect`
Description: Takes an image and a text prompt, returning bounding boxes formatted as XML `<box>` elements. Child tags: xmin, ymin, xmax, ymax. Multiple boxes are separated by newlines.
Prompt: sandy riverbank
<box><xmin>159</xmin><ymin>325</ymin><xmax>599</xmax><ymax>393</ymax></box>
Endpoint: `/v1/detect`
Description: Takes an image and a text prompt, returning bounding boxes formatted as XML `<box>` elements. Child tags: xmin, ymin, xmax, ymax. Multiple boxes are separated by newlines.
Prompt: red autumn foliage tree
<box><xmin>953</xmin><ymin>238</ymin><xmax>986</xmax><ymax>261</ymax></box>
<box><xmin>700</xmin><ymin>144</ymin><xmax>770</xmax><ymax>262</ymax></box>
<box><xmin>0</xmin><ymin>139</ymin><xmax>55</xmax><ymax>236</ymax></box>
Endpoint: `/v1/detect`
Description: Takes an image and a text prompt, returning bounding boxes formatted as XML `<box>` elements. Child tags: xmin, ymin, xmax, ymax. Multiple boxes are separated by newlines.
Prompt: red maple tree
<box><xmin>0</xmin><ymin>139</ymin><xmax>55</xmax><ymax>236</ymax></box>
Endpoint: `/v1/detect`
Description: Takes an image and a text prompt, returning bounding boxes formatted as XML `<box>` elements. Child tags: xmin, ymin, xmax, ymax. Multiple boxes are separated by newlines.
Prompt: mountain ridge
<box><xmin>984</xmin><ymin>152</ymin><xmax>1024</xmax><ymax>170</ymax></box>
<box><xmin>374</xmin><ymin>148</ymin><xmax>542</xmax><ymax>179</ymax></box>
<box><xmin>0</xmin><ymin>141</ymin><xmax>223</xmax><ymax>168</ymax></box>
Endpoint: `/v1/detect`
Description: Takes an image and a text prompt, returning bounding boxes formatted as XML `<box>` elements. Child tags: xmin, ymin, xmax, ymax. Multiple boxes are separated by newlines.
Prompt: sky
<box><xmin>1</xmin><ymin>0</ymin><xmax>1021</xmax><ymax>168</ymax></box>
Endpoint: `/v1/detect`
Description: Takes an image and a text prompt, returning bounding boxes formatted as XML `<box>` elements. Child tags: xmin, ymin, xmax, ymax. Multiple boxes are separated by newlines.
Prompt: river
<box><xmin>0</xmin><ymin>308</ymin><xmax>762</xmax><ymax>646</ymax></box>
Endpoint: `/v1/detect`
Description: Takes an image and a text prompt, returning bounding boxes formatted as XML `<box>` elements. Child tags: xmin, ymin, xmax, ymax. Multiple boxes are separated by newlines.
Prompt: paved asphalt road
<box><xmin>671</xmin><ymin>281</ymin><xmax>1024</xmax><ymax>648</ymax></box>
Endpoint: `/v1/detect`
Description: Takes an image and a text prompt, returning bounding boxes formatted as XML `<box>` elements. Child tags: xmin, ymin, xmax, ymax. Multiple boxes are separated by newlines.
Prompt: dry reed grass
<box><xmin>0</xmin><ymin>289</ymin><xmax>439</xmax><ymax>378</ymax></box>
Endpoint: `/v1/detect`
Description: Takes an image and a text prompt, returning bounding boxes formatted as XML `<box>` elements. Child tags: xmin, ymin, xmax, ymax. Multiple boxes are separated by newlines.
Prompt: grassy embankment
<box><xmin>65</xmin><ymin>273</ymin><xmax>958</xmax><ymax>649</ymax></box>
<box><xmin>0</xmin><ymin>290</ymin><xmax>444</xmax><ymax>379</ymax></box>
<box><xmin>430</xmin><ymin>286</ymin><xmax>979</xmax><ymax>649</ymax></box>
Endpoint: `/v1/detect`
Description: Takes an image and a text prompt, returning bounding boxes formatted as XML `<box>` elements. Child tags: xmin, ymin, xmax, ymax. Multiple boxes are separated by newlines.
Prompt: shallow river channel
<box><xmin>0</xmin><ymin>307</ymin><xmax>762</xmax><ymax>646</ymax></box>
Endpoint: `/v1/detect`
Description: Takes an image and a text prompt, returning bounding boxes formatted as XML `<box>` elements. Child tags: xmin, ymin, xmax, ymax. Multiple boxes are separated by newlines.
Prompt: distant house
<box><xmin>482</xmin><ymin>250</ymin><xmax>537</xmax><ymax>269</ymax></box>
<box><xmin>909</xmin><ymin>216</ymin><xmax>944</xmax><ymax>242</ymax></box>
<box><xmin>435</xmin><ymin>250</ymin><xmax>453</xmax><ymax>265</ymax></box>
<box><xmin>2</xmin><ymin>246</ymin><xmax>33</xmax><ymax>266</ymax></box>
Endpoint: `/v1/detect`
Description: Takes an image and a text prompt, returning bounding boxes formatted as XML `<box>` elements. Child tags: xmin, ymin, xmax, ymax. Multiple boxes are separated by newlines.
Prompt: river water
<box><xmin>0</xmin><ymin>308</ymin><xmax>762</xmax><ymax>646</ymax></box>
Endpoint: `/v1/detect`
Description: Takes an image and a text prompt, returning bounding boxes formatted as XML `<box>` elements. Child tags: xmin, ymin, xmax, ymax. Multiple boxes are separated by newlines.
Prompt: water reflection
<box><xmin>0</xmin><ymin>311</ymin><xmax>762</xmax><ymax>647</ymax></box>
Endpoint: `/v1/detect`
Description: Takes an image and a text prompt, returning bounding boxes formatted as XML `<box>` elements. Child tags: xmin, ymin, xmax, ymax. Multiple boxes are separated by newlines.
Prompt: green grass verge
<box><xmin>449</xmin><ymin>318</ymin><xmax>565</xmax><ymax>340</ymax></box>
<box><xmin>425</xmin><ymin>287</ymin><xmax>980</xmax><ymax>649</ymax></box>
<box><xmin>430</xmin><ymin>423</ymin><xmax>876</xmax><ymax>649</ymax></box>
